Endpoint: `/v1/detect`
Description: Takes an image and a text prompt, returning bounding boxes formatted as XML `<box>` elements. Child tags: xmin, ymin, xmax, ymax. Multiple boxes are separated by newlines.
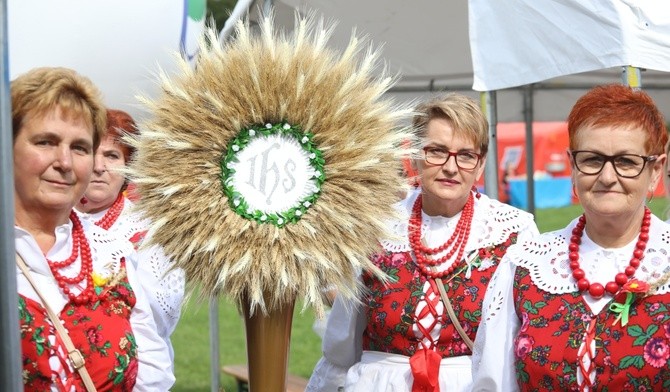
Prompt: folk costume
<box><xmin>16</xmin><ymin>212</ymin><xmax>174</xmax><ymax>391</ymax></box>
<box><xmin>76</xmin><ymin>193</ymin><xmax>184</xmax><ymax>361</ymax></box>
<box><xmin>472</xmin><ymin>212</ymin><xmax>670</xmax><ymax>391</ymax></box>
<box><xmin>307</xmin><ymin>189</ymin><xmax>538</xmax><ymax>391</ymax></box>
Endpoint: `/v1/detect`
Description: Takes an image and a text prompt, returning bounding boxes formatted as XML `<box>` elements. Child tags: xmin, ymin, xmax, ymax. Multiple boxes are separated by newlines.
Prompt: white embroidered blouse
<box><xmin>76</xmin><ymin>197</ymin><xmax>185</xmax><ymax>360</ymax></box>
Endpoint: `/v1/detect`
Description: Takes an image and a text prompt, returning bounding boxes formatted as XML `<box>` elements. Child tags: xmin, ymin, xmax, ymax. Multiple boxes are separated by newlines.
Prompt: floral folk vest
<box><xmin>362</xmin><ymin>233</ymin><xmax>517</xmax><ymax>357</ymax></box>
<box><xmin>19</xmin><ymin>262</ymin><xmax>138</xmax><ymax>391</ymax></box>
<box><xmin>513</xmin><ymin>266</ymin><xmax>670</xmax><ymax>391</ymax></box>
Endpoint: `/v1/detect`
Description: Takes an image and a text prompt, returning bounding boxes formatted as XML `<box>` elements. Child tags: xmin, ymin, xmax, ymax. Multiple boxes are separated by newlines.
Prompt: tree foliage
<box><xmin>207</xmin><ymin>0</ymin><xmax>238</xmax><ymax>29</ymax></box>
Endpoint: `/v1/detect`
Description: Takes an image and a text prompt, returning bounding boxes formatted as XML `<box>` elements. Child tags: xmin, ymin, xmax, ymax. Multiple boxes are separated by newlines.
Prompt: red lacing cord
<box><xmin>415</xmin><ymin>279</ymin><xmax>444</xmax><ymax>350</ymax></box>
<box><xmin>50</xmin><ymin>323</ymin><xmax>78</xmax><ymax>392</ymax></box>
<box><xmin>577</xmin><ymin>319</ymin><xmax>597</xmax><ymax>391</ymax></box>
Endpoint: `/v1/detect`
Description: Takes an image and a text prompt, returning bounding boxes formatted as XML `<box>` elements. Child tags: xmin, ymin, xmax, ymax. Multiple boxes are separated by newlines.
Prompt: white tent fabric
<box><xmin>469</xmin><ymin>0</ymin><xmax>670</xmax><ymax>91</ymax></box>
<box><xmin>8</xmin><ymin>0</ymin><xmax>205</xmax><ymax>122</ymax></box>
<box><xmin>222</xmin><ymin>0</ymin><xmax>670</xmax><ymax>123</ymax></box>
<box><xmin>222</xmin><ymin>0</ymin><xmax>474</xmax><ymax>90</ymax></box>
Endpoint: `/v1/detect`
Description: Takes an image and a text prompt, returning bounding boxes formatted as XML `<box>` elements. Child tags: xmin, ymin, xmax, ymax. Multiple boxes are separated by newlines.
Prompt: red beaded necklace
<box><xmin>569</xmin><ymin>207</ymin><xmax>651</xmax><ymax>299</ymax></box>
<box><xmin>95</xmin><ymin>193</ymin><xmax>125</xmax><ymax>230</ymax></box>
<box><xmin>408</xmin><ymin>193</ymin><xmax>475</xmax><ymax>279</ymax></box>
<box><xmin>46</xmin><ymin>211</ymin><xmax>95</xmax><ymax>305</ymax></box>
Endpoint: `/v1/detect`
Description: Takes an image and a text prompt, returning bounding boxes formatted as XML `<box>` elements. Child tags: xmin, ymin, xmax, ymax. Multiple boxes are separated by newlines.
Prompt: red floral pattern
<box><xmin>362</xmin><ymin>233</ymin><xmax>517</xmax><ymax>357</ymax></box>
<box><xmin>128</xmin><ymin>230</ymin><xmax>147</xmax><ymax>249</ymax></box>
<box><xmin>19</xmin><ymin>263</ymin><xmax>139</xmax><ymax>391</ymax></box>
<box><xmin>512</xmin><ymin>266</ymin><xmax>670</xmax><ymax>391</ymax></box>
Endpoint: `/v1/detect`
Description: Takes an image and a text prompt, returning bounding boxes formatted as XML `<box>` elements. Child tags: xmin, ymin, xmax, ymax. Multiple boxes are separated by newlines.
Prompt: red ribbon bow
<box><xmin>410</xmin><ymin>348</ymin><xmax>442</xmax><ymax>392</ymax></box>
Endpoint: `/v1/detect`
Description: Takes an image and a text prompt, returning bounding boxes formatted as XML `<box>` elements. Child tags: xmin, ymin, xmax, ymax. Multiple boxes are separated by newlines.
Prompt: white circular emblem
<box><xmin>229</xmin><ymin>134</ymin><xmax>319</xmax><ymax>214</ymax></box>
<box><xmin>221</xmin><ymin>123</ymin><xmax>324</xmax><ymax>227</ymax></box>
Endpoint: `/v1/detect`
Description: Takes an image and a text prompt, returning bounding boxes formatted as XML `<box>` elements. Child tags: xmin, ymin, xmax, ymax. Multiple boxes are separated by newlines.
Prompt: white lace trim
<box><xmin>380</xmin><ymin>189</ymin><xmax>535</xmax><ymax>257</ymax></box>
<box><xmin>17</xmin><ymin>219</ymin><xmax>135</xmax><ymax>283</ymax></box>
<box><xmin>78</xmin><ymin>199</ymin><xmax>184</xmax><ymax>325</ymax></box>
<box><xmin>509</xmin><ymin>214</ymin><xmax>670</xmax><ymax>295</ymax></box>
<box><xmin>77</xmin><ymin>198</ymin><xmax>148</xmax><ymax>244</ymax></box>
<box><xmin>84</xmin><ymin>219</ymin><xmax>135</xmax><ymax>279</ymax></box>
<box><xmin>142</xmin><ymin>245</ymin><xmax>185</xmax><ymax>323</ymax></box>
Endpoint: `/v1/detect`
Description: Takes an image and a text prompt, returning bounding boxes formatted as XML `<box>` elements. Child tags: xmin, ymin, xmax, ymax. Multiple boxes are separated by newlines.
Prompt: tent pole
<box><xmin>622</xmin><ymin>66</ymin><xmax>642</xmax><ymax>89</ymax></box>
<box><xmin>263</xmin><ymin>0</ymin><xmax>273</xmax><ymax>17</ymax></box>
<box><xmin>0</xmin><ymin>0</ymin><xmax>23</xmax><ymax>389</ymax></box>
<box><xmin>209</xmin><ymin>299</ymin><xmax>220</xmax><ymax>392</ymax></box>
<box><xmin>480</xmin><ymin>91</ymin><xmax>499</xmax><ymax>199</ymax></box>
<box><xmin>523</xmin><ymin>85</ymin><xmax>535</xmax><ymax>215</ymax></box>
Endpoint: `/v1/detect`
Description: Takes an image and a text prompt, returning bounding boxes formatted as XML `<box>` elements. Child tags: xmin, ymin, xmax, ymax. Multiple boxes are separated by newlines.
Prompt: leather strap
<box><xmin>432</xmin><ymin>272</ymin><xmax>474</xmax><ymax>350</ymax></box>
<box><xmin>16</xmin><ymin>253</ymin><xmax>97</xmax><ymax>392</ymax></box>
<box><xmin>417</xmin><ymin>236</ymin><xmax>475</xmax><ymax>351</ymax></box>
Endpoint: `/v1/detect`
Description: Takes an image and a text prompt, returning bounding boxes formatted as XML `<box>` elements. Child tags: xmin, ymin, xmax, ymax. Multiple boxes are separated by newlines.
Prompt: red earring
<box><xmin>80</xmin><ymin>196</ymin><xmax>88</xmax><ymax>205</ymax></box>
<box><xmin>472</xmin><ymin>185</ymin><xmax>481</xmax><ymax>199</ymax></box>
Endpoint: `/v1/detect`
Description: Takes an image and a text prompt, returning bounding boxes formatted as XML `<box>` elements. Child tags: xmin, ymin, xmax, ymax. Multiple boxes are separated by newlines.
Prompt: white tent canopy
<box><xmin>469</xmin><ymin>0</ymin><xmax>670</xmax><ymax>91</ymax></box>
<box><xmin>223</xmin><ymin>0</ymin><xmax>670</xmax><ymax>123</ymax></box>
<box><xmin>222</xmin><ymin>0</ymin><xmax>474</xmax><ymax>91</ymax></box>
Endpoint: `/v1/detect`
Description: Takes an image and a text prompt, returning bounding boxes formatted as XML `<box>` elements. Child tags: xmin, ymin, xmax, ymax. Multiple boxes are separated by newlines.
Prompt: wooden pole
<box><xmin>243</xmin><ymin>293</ymin><xmax>295</xmax><ymax>392</ymax></box>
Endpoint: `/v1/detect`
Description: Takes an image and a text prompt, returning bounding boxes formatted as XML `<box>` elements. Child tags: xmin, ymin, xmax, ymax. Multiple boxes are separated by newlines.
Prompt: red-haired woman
<box><xmin>75</xmin><ymin>109</ymin><xmax>184</xmax><ymax>362</ymax></box>
<box><xmin>473</xmin><ymin>84</ymin><xmax>670</xmax><ymax>391</ymax></box>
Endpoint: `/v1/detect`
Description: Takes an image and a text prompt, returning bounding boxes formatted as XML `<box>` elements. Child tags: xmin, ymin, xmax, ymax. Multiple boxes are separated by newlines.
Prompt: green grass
<box><xmin>171</xmin><ymin>197</ymin><xmax>669</xmax><ymax>391</ymax></box>
<box><xmin>172</xmin><ymin>297</ymin><xmax>321</xmax><ymax>392</ymax></box>
<box><xmin>535</xmin><ymin>197</ymin><xmax>668</xmax><ymax>232</ymax></box>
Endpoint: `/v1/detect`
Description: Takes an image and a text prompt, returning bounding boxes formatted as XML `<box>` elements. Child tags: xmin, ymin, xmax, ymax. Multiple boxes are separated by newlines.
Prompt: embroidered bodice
<box><xmin>17</xmin><ymin>221</ymin><xmax>137</xmax><ymax>391</ymax></box>
<box><xmin>20</xmin><ymin>262</ymin><xmax>138</xmax><ymax>391</ymax></box>
<box><xmin>363</xmin><ymin>189</ymin><xmax>538</xmax><ymax>357</ymax></box>
<box><xmin>15</xmin><ymin>219</ymin><xmax>175</xmax><ymax>391</ymax></box>
<box><xmin>472</xmin><ymin>214</ymin><xmax>670</xmax><ymax>392</ymax></box>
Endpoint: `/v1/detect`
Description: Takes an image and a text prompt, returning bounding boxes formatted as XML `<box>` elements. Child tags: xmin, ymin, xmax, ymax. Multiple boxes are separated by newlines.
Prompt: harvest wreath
<box><xmin>126</xmin><ymin>15</ymin><xmax>412</xmax><ymax>317</ymax></box>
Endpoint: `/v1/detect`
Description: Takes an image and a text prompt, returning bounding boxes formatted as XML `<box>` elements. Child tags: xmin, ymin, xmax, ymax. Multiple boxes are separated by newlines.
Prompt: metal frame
<box><xmin>0</xmin><ymin>0</ymin><xmax>23</xmax><ymax>389</ymax></box>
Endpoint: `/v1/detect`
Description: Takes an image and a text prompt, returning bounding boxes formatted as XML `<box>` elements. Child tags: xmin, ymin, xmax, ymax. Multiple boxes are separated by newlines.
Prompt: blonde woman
<box><xmin>308</xmin><ymin>94</ymin><xmax>538</xmax><ymax>391</ymax></box>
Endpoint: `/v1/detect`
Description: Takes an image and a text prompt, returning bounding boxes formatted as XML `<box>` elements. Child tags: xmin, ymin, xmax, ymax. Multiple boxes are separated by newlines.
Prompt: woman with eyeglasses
<box><xmin>472</xmin><ymin>84</ymin><xmax>670</xmax><ymax>391</ymax></box>
<box><xmin>307</xmin><ymin>93</ymin><xmax>539</xmax><ymax>392</ymax></box>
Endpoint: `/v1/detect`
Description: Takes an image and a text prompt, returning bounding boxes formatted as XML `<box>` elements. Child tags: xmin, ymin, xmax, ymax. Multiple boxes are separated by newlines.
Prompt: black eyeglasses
<box><xmin>422</xmin><ymin>147</ymin><xmax>482</xmax><ymax>170</ymax></box>
<box><xmin>569</xmin><ymin>150</ymin><xmax>657</xmax><ymax>178</ymax></box>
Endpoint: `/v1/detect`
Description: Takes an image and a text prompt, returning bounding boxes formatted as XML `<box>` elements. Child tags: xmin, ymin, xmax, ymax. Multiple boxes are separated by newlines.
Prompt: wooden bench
<box><xmin>222</xmin><ymin>364</ymin><xmax>309</xmax><ymax>392</ymax></box>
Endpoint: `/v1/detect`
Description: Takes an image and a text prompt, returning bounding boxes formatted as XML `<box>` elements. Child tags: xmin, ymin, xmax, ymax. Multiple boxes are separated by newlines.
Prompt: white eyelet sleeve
<box><xmin>126</xmin><ymin>252</ymin><xmax>176</xmax><ymax>391</ymax></box>
<box><xmin>135</xmin><ymin>244</ymin><xmax>185</xmax><ymax>363</ymax></box>
<box><xmin>471</xmin><ymin>256</ymin><xmax>520</xmax><ymax>392</ymax></box>
<box><xmin>306</xmin><ymin>293</ymin><xmax>366</xmax><ymax>391</ymax></box>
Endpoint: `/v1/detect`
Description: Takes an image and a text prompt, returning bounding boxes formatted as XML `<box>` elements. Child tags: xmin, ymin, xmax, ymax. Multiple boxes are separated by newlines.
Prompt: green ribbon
<box><xmin>609</xmin><ymin>292</ymin><xmax>633</xmax><ymax>327</ymax></box>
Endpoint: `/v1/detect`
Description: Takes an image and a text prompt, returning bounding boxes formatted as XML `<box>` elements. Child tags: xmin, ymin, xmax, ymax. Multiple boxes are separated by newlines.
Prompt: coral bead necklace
<box><xmin>569</xmin><ymin>207</ymin><xmax>651</xmax><ymax>299</ymax></box>
<box><xmin>95</xmin><ymin>193</ymin><xmax>125</xmax><ymax>230</ymax></box>
<box><xmin>409</xmin><ymin>193</ymin><xmax>475</xmax><ymax>279</ymax></box>
<box><xmin>46</xmin><ymin>211</ymin><xmax>95</xmax><ymax>305</ymax></box>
